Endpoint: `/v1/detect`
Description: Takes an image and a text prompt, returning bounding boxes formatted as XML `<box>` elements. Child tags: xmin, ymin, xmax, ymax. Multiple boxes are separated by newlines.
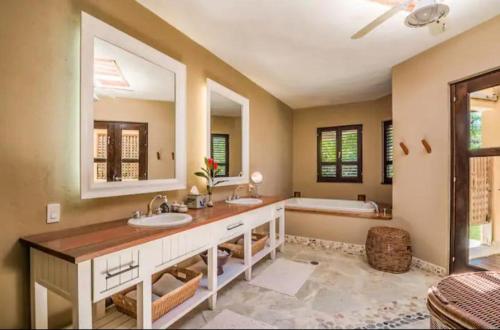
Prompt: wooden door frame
<box><xmin>450</xmin><ymin>67</ymin><xmax>500</xmax><ymax>273</ymax></box>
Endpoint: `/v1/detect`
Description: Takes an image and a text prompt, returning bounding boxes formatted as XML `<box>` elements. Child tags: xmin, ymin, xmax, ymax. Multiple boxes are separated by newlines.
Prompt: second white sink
<box><xmin>128</xmin><ymin>213</ymin><xmax>192</xmax><ymax>228</ymax></box>
<box><xmin>226</xmin><ymin>198</ymin><xmax>263</xmax><ymax>205</ymax></box>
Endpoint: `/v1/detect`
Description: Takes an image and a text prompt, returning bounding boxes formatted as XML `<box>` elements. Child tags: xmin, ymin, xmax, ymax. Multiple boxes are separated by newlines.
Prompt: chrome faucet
<box><xmin>147</xmin><ymin>194</ymin><xmax>168</xmax><ymax>217</ymax></box>
<box><xmin>367</xmin><ymin>201</ymin><xmax>379</xmax><ymax>214</ymax></box>
<box><xmin>230</xmin><ymin>185</ymin><xmax>245</xmax><ymax>200</ymax></box>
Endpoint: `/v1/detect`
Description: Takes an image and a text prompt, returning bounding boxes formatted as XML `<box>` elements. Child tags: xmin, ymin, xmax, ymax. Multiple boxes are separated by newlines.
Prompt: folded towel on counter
<box><xmin>186</xmin><ymin>260</ymin><xmax>207</xmax><ymax>274</ymax></box>
<box><xmin>125</xmin><ymin>290</ymin><xmax>161</xmax><ymax>302</ymax></box>
<box><xmin>152</xmin><ymin>273</ymin><xmax>184</xmax><ymax>297</ymax></box>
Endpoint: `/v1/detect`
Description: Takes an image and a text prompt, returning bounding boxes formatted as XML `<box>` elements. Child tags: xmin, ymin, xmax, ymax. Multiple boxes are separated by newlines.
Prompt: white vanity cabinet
<box><xmin>25</xmin><ymin>200</ymin><xmax>285</xmax><ymax>329</ymax></box>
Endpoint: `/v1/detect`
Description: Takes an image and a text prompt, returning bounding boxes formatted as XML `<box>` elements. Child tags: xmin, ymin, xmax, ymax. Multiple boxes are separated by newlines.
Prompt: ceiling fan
<box><xmin>351</xmin><ymin>0</ymin><xmax>450</xmax><ymax>39</ymax></box>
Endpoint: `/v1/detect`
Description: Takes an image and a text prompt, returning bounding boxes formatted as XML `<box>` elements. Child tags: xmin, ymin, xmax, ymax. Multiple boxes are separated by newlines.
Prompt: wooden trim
<box><xmin>285</xmin><ymin>207</ymin><xmax>392</xmax><ymax>220</ymax></box>
<box><xmin>317</xmin><ymin>125</ymin><xmax>363</xmax><ymax>183</ymax></box>
<box><xmin>450</xmin><ymin>68</ymin><xmax>500</xmax><ymax>274</ymax></box>
<box><xmin>382</xmin><ymin>120</ymin><xmax>393</xmax><ymax>185</ymax></box>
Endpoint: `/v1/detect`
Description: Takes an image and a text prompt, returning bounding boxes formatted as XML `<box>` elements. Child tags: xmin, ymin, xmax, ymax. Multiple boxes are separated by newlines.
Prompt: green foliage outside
<box><xmin>469</xmin><ymin>225</ymin><xmax>481</xmax><ymax>241</ymax></box>
<box><xmin>470</xmin><ymin>112</ymin><xmax>482</xmax><ymax>149</ymax></box>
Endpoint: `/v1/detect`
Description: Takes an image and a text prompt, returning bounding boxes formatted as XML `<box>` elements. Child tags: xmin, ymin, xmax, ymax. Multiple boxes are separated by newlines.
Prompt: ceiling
<box><xmin>94</xmin><ymin>37</ymin><xmax>175</xmax><ymax>102</ymax></box>
<box><xmin>137</xmin><ymin>0</ymin><xmax>500</xmax><ymax>109</ymax></box>
<box><xmin>211</xmin><ymin>91</ymin><xmax>242</xmax><ymax>117</ymax></box>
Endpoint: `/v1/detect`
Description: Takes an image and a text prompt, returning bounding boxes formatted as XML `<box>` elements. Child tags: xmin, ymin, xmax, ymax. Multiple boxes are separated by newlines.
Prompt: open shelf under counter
<box><xmin>252</xmin><ymin>243</ymin><xmax>273</xmax><ymax>266</ymax></box>
<box><xmin>68</xmin><ymin>287</ymin><xmax>214</xmax><ymax>330</ymax></box>
<box><xmin>152</xmin><ymin>287</ymin><xmax>213</xmax><ymax>329</ymax></box>
<box><xmin>200</xmin><ymin>257</ymin><xmax>247</xmax><ymax>292</ymax></box>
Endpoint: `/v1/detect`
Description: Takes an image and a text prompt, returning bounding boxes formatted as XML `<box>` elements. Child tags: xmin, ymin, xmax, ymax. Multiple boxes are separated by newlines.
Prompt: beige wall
<box><xmin>94</xmin><ymin>97</ymin><xmax>176</xmax><ymax>179</ymax></box>
<box><xmin>211</xmin><ymin>116</ymin><xmax>242</xmax><ymax>177</ymax></box>
<box><xmin>0</xmin><ymin>0</ymin><xmax>293</xmax><ymax>327</ymax></box>
<box><xmin>292</xmin><ymin>95</ymin><xmax>393</xmax><ymax>205</ymax></box>
<box><xmin>392</xmin><ymin>16</ymin><xmax>500</xmax><ymax>269</ymax></box>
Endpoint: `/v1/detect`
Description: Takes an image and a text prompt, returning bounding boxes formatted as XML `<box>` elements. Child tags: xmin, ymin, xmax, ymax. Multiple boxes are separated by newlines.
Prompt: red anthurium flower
<box><xmin>207</xmin><ymin>158</ymin><xmax>214</xmax><ymax>167</ymax></box>
<box><xmin>214</xmin><ymin>162</ymin><xmax>218</xmax><ymax>170</ymax></box>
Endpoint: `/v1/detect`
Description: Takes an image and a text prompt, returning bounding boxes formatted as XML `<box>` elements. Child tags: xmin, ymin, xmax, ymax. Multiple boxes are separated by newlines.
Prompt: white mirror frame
<box><xmin>206</xmin><ymin>79</ymin><xmax>250</xmax><ymax>187</ymax></box>
<box><xmin>80</xmin><ymin>12</ymin><xmax>187</xmax><ymax>199</ymax></box>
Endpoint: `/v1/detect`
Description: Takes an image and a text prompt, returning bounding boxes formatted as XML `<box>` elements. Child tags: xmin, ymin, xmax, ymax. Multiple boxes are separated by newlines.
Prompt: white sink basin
<box><xmin>128</xmin><ymin>213</ymin><xmax>192</xmax><ymax>228</ymax></box>
<box><xmin>225</xmin><ymin>198</ymin><xmax>263</xmax><ymax>205</ymax></box>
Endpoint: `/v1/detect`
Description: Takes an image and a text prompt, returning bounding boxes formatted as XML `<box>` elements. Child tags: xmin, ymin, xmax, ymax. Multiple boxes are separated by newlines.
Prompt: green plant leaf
<box><xmin>194</xmin><ymin>172</ymin><xmax>209</xmax><ymax>180</ymax></box>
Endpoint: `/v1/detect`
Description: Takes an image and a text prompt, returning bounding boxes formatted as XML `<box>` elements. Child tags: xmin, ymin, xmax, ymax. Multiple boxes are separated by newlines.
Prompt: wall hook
<box><xmin>421</xmin><ymin>139</ymin><xmax>432</xmax><ymax>154</ymax></box>
<box><xmin>399</xmin><ymin>142</ymin><xmax>409</xmax><ymax>155</ymax></box>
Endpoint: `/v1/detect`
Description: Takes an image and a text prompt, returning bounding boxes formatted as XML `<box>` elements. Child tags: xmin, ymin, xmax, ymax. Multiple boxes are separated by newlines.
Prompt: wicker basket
<box><xmin>427</xmin><ymin>271</ymin><xmax>500</xmax><ymax>329</ymax></box>
<box><xmin>220</xmin><ymin>233</ymin><xmax>268</xmax><ymax>259</ymax></box>
<box><xmin>111</xmin><ymin>267</ymin><xmax>202</xmax><ymax>321</ymax></box>
<box><xmin>366</xmin><ymin>226</ymin><xmax>412</xmax><ymax>273</ymax></box>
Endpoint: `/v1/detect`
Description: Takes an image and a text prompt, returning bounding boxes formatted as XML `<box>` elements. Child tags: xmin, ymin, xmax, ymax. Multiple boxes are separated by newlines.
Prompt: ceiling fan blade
<box><xmin>351</xmin><ymin>0</ymin><xmax>414</xmax><ymax>39</ymax></box>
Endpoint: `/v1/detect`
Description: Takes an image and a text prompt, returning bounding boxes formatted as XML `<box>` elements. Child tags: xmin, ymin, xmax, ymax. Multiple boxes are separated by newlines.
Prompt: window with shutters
<box><xmin>93</xmin><ymin>121</ymin><xmax>148</xmax><ymax>182</ymax></box>
<box><xmin>211</xmin><ymin>134</ymin><xmax>230</xmax><ymax>177</ymax></box>
<box><xmin>383</xmin><ymin>120</ymin><xmax>393</xmax><ymax>184</ymax></box>
<box><xmin>317</xmin><ymin>125</ymin><xmax>363</xmax><ymax>183</ymax></box>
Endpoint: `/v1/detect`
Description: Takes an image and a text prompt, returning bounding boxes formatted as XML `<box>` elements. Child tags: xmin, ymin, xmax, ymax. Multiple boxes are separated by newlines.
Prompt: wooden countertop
<box><xmin>20</xmin><ymin>196</ymin><xmax>285</xmax><ymax>264</ymax></box>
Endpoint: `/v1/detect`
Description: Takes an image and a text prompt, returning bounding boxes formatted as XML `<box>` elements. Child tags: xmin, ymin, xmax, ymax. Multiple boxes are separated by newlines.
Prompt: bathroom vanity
<box><xmin>21</xmin><ymin>197</ymin><xmax>285</xmax><ymax>329</ymax></box>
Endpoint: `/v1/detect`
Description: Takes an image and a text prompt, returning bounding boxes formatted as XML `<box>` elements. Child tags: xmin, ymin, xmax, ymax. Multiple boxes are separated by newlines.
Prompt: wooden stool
<box><xmin>366</xmin><ymin>226</ymin><xmax>412</xmax><ymax>273</ymax></box>
<box><xmin>427</xmin><ymin>271</ymin><xmax>500</xmax><ymax>329</ymax></box>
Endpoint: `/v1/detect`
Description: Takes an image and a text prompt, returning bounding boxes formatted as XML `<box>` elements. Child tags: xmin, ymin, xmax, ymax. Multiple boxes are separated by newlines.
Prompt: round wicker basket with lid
<box><xmin>366</xmin><ymin>226</ymin><xmax>412</xmax><ymax>273</ymax></box>
<box><xmin>427</xmin><ymin>271</ymin><xmax>500</xmax><ymax>329</ymax></box>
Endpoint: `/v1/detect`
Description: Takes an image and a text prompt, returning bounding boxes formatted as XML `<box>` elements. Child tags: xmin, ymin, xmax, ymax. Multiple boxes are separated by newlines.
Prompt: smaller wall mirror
<box><xmin>207</xmin><ymin>79</ymin><xmax>249</xmax><ymax>186</ymax></box>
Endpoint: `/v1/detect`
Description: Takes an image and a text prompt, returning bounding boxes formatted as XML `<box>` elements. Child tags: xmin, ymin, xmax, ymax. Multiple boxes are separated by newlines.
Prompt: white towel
<box><xmin>125</xmin><ymin>290</ymin><xmax>161</xmax><ymax>302</ymax></box>
<box><xmin>152</xmin><ymin>273</ymin><xmax>184</xmax><ymax>297</ymax></box>
<box><xmin>186</xmin><ymin>260</ymin><xmax>207</xmax><ymax>275</ymax></box>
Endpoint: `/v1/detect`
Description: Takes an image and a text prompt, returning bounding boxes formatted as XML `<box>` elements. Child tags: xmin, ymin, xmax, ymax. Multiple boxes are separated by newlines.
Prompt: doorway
<box><xmin>451</xmin><ymin>68</ymin><xmax>500</xmax><ymax>273</ymax></box>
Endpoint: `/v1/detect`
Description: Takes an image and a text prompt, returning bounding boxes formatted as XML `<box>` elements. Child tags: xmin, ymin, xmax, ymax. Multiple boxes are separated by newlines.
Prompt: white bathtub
<box><xmin>286</xmin><ymin>197</ymin><xmax>376</xmax><ymax>214</ymax></box>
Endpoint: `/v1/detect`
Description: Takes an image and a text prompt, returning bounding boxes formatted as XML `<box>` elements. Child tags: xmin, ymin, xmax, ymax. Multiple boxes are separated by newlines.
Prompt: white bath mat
<box><xmin>202</xmin><ymin>309</ymin><xmax>275</xmax><ymax>329</ymax></box>
<box><xmin>249</xmin><ymin>259</ymin><xmax>316</xmax><ymax>296</ymax></box>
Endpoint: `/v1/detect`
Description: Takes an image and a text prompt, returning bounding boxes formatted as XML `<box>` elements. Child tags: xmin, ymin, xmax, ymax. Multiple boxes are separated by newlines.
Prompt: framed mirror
<box><xmin>80</xmin><ymin>13</ymin><xmax>186</xmax><ymax>198</ymax></box>
<box><xmin>206</xmin><ymin>79</ymin><xmax>249</xmax><ymax>186</ymax></box>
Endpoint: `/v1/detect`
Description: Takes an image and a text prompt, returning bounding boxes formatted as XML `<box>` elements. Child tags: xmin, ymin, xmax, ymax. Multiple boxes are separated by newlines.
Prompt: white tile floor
<box><xmin>172</xmin><ymin>243</ymin><xmax>440</xmax><ymax>329</ymax></box>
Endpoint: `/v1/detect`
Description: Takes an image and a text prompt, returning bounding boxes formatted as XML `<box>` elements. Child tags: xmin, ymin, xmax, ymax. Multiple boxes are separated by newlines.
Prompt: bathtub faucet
<box><xmin>367</xmin><ymin>201</ymin><xmax>379</xmax><ymax>214</ymax></box>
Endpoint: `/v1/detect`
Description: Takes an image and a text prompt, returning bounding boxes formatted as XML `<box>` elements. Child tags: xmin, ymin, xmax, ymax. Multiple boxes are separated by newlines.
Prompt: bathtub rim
<box><xmin>285</xmin><ymin>202</ymin><xmax>392</xmax><ymax>221</ymax></box>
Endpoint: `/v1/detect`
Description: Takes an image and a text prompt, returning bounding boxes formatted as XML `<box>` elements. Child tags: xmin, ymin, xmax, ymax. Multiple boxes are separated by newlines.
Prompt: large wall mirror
<box><xmin>81</xmin><ymin>13</ymin><xmax>186</xmax><ymax>198</ymax></box>
<box><xmin>206</xmin><ymin>79</ymin><xmax>249</xmax><ymax>186</ymax></box>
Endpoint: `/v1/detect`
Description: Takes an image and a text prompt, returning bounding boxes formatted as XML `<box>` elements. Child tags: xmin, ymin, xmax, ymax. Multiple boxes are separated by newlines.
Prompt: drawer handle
<box><xmin>106</xmin><ymin>264</ymin><xmax>139</xmax><ymax>280</ymax></box>
<box><xmin>227</xmin><ymin>223</ymin><xmax>244</xmax><ymax>231</ymax></box>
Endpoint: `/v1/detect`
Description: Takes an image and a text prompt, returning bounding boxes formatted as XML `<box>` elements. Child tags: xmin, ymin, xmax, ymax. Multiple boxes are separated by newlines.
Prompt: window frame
<box><xmin>94</xmin><ymin>121</ymin><xmax>148</xmax><ymax>182</ymax></box>
<box><xmin>210</xmin><ymin>133</ymin><xmax>230</xmax><ymax>177</ymax></box>
<box><xmin>382</xmin><ymin>120</ymin><xmax>393</xmax><ymax>185</ymax></box>
<box><xmin>317</xmin><ymin>124</ymin><xmax>363</xmax><ymax>183</ymax></box>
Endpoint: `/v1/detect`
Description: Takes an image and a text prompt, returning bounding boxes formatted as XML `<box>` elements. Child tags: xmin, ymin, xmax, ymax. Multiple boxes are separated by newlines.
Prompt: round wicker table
<box><xmin>365</xmin><ymin>226</ymin><xmax>412</xmax><ymax>273</ymax></box>
<box><xmin>427</xmin><ymin>271</ymin><xmax>500</xmax><ymax>329</ymax></box>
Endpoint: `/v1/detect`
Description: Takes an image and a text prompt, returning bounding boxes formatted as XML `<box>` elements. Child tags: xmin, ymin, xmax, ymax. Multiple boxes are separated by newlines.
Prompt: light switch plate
<box><xmin>47</xmin><ymin>203</ymin><xmax>60</xmax><ymax>224</ymax></box>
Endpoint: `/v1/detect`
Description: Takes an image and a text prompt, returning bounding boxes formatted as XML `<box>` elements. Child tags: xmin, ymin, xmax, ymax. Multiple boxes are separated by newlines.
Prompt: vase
<box><xmin>207</xmin><ymin>192</ymin><xmax>214</xmax><ymax>207</ymax></box>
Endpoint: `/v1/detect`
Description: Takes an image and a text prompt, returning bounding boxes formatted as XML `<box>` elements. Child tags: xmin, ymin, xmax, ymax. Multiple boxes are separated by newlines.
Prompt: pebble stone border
<box><xmin>285</xmin><ymin>234</ymin><xmax>447</xmax><ymax>277</ymax></box>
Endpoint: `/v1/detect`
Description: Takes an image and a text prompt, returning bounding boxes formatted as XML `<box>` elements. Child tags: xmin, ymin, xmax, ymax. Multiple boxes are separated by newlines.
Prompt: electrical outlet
<box><xmin>47</xmin><ymin>203</ymin><xmax>60</xmax><ymax>224</ymax></box>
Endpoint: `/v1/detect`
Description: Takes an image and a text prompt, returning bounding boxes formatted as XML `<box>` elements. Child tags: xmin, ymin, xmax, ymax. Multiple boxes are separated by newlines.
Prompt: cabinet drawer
<box><xmin>93</xmin><ymin>247</ymin><xmax>141</xmax><ymax>301</ymax></box>
<box><xmin>214</xmin><ymin>217</ymin><xmax>247</xmax><ymax>243</ymax></box>
<box><xmin>245</xmin><ymin>205</ymin><xmax>274</xmax><ymax>229</ymax></box>
<box><xmin>274</xmin><ymin>202</ymin><xmax>285</xmax><ymax>219</ymax></box>
<box><xmin>159</xmin><ymin>226</ymin><xmax>211</xmax><ymax>266</ymax></box>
